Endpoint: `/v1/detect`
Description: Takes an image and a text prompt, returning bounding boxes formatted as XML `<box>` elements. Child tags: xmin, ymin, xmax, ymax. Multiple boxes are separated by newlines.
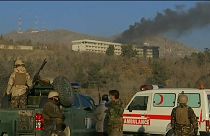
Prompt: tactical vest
<box><xmin>176</xmin><ymin>106</ymin><xmax>190</xmax><ymax>125</ymax></box>
<box><xmin>14</xmin><ymin>73</ymin><xmax>27</xmax><ymax>86</ymax></box>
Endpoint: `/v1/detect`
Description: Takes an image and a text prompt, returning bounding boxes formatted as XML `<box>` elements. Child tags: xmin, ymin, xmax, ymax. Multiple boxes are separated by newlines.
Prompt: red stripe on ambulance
<box><xmin>123</xmin><ymin>114</ymin><xmax>171</xmax><ymax>120</ymax></box>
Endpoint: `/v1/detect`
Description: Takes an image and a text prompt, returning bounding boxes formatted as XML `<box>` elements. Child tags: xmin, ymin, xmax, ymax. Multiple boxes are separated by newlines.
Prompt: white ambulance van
<box><xmin>123</xmin><ymin>86</ymin><xmax>210</xmax><ymax>136</ymax></box>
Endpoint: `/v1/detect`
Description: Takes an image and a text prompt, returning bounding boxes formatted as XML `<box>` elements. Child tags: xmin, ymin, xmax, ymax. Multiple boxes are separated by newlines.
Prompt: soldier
<box><xmin>95</xmin><ymin>94</ymin><xmax>109</xmax><ymax>136</ymax></box>
<box><xmin>105</xmin><ymin>90</ymin><xmax>124</xmax><ymax>136</ymax></box>
<box><xmin>42</xmin><ymin>91</ymin><xmax>66</xmax><ymax>136</ymax></box>
<box><xmin>171</xmin><ymin>93</ymin><xmax>198</xmax><ymax>136</ymax></box>
<box><xmin>6</xmin><ymin>59</ymin><xmax>32</xmax><ymax>109</ymax></box>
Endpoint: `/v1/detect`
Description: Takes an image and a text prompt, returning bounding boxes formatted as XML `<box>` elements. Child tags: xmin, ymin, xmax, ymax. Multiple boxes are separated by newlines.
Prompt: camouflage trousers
<box><xmin>174</xmin><ymin>125</ymin><xmax>194</xmax><ymax>136</ymax></box>
<box><xmin>108</xmin><ymin>130</ymin><xmax>123</xmax><ymax>136</ymax></box>
<box><xmin>11</xmin><ymin>93</ymin><xmax>27</xmax><ymax>109</ymax></box>
<box><xmin>108</xmin><ymin>127</ymin><xmax>123</xmax><ymax>136</ymax></box>
<box><xmin>44</xmin><ymin>119</ymin><xmax>66</xmax><ymax>136</ymax></box>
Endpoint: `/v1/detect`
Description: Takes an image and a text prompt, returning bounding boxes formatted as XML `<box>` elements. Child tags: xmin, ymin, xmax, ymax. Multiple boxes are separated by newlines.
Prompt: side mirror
<box><xmin>128</xmin><ymin>106</ymin><xmax>132</xmax><ymax>112</ymax></box>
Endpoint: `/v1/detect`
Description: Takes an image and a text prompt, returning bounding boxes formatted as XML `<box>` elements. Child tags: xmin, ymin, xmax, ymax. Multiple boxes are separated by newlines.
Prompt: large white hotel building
<box><xmin>72</xmin><ymin>39</ymin><xmax>159</xmax><ymax>59</ymax></box>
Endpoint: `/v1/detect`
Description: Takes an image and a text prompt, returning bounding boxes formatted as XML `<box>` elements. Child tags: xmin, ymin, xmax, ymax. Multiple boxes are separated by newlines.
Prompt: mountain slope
<box><xmin>4</xmin><ymin>29</ymin><xmax>198</xmax><ymax>58</ymax></box>
<box><xmin>4</xmin><ymin>29</ymin><xmax>109</xmax><ymax>46</ymax></box>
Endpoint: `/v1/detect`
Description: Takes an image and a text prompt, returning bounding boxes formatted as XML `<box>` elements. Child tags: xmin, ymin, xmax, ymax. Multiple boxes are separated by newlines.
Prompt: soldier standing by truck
<box><xmin>171</xmin><ymin>93</ymin><xmax>198</xmax><ymax>136</ymax></box>
<box><xmin>42</xmin><ymin>91</ymin><xmax>66</xmax><ymax>136</ymax></box>
<box><xmin>105</xmin><ymin>90</ymin><xmax>124</xmax><ymax>136</ymax></box>
<box><xmin>6</xmin><ymin>59</ymin><xmax>32</xmax><ymax>109</ymax></box>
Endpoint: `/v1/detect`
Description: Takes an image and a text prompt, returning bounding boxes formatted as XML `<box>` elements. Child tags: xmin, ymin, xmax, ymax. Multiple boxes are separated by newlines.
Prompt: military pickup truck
<box><xmin>0</xmin><ymin>76</ymin><xmax>97</xmax><ymax>136</ymax></box>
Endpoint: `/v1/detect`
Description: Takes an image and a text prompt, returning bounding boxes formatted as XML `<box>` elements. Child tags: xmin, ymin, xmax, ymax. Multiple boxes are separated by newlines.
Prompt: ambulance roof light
<box><xmin>140</xmin><ymin>84</ymin><xmax>160</xmax><ymax>91</ymax></box>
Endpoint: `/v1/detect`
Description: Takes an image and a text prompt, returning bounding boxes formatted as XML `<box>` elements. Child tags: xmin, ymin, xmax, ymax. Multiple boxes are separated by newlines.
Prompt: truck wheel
<box><xmin>166</xmin><ymin>129</ymin><xmax>175</xmax><ymax>136</ymax></box>
<box><xmin>52</xmin><ymin>76</ymin><xmax>73</xmax><ymax>107</ymax></box>
<box><xmin>1</xmin><ymin>133</ymin><xmax>8</xmax><ymax>136</ymax></box>
<box><xmin>199</xmin><ymin>131</ymin><xmax>209</xmax><ymax>136</ymax></box>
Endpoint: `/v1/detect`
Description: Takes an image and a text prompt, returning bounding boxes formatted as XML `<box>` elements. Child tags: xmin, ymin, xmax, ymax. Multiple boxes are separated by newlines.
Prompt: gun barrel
<box><xmin>33</xmin><ymin>59</ymin><xmax>47</xmax><ymax>83</ymax></box>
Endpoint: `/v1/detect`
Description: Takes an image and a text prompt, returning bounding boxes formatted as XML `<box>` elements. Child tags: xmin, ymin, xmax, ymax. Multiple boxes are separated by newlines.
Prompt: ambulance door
<box><xmin>123</xmin><ymin>94</ymin><xmax>151</xmax><ymax>133</ymax></box>
<box><xmin>146</xmin><ymin>93</ymin><xmax>176</xmax><ymax>134</ymax></box>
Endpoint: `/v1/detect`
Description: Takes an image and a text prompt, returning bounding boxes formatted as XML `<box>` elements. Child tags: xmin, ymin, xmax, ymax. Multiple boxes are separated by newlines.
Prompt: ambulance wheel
<box><xmin>53</xmin><ymin>76</ymin><xmax>73</xmax><ymax>107</ymax></box>
<box><xmin>166</xmin><ymin>129</ymin><xmax>175</xmax><ymax>136</ymax></box>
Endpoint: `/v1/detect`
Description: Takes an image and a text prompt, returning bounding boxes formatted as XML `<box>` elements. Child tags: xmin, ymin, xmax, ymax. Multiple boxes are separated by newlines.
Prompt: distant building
<box><xmin>0</xmin><ymin>44</ymin><xmax>33</xmax><ymax>50</ymax></box>
<box><xmin>142</xmin><ymin>46</ymin><xmax>159</xmax><ymax>59</ymax></box>
<box><xmin>135</xmin><ymin>42</ymin><xmax>159</xmax><ymax>59</ymax></box>
<box><xmin>72</xmin><ymin>39</ymin><xmax>159</xmax><ymax>59</ymax></box>
<box><xmin>72</xmin><ymin>39</ymin><xmax>122</xmax><ymax>55</ymax></box>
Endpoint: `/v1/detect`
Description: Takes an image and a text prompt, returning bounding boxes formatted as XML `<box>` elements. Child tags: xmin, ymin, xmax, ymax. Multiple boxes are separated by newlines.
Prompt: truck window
<box><xmin>79</xmin><ymin>94</ymin><xmax>94</xmax><ymax>110</ymax></box>
<box><xmin>128</xmin><ymin>96</ymin><xmax>148</xmax><ymax>111</ymax></box>
<box><xmin>179</xmin><ymin>93</ymin><xmax>200</xmax><ymax>108</ymax></box>
<box><xmin>153</xmin><ymin>93</ymin><xmax>176</xmax><ymax>107</ymax></box>
<box><xmin>72</xmin><ymin>94</ymin><xmax>80</xmax><ymax>108</ymax></box>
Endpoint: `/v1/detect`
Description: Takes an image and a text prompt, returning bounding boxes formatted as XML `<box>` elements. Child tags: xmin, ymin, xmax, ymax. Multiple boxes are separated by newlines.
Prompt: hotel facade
<box><xmin>72</xmin><ymin>39</ymin><xmax>159</xmax><ymax>59</ymax></box>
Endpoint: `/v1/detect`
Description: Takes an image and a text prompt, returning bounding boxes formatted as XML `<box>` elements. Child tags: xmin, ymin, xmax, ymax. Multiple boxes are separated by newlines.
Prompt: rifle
<box><xmin>97</xmin><ymin>82</ymin><xmax>101</xmax><ymax>105</ymax></box>
<box><xmin>33</xmin><ymin>58</ymin><xmax>47</xmax><ymax>84</ymax></box>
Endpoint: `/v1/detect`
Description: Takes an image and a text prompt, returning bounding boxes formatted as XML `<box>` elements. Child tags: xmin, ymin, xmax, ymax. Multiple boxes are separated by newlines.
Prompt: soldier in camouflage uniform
<box><xmin>42</xmin><ymin>91</ymin><xmax>66</xmax><ymax>136</ymax></box>
<box><xmin>105</xmin><ymin>90</ymin><xmax>124</xmax><ymax>136</ymax></box>
<box><xmin>171</xmin><ymin>93</ymin><xmax>198</xmax><ymax>136</ymax></box>
<box><xmin>6</xmin><ymin>59</ymin><xmax>32</xmax><ymax>109</ymax></box>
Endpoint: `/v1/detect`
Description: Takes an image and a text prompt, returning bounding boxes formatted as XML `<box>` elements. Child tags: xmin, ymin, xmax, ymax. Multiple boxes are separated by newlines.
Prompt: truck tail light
<box><xmin>206</xmin><ymin>120</ymin><xmax>209</xmax><ymax>132</ymax></box>
<box><xmin>35</xmin><ymin>113</ymin><xmax>44</xmax><ymax>131</ymax></box>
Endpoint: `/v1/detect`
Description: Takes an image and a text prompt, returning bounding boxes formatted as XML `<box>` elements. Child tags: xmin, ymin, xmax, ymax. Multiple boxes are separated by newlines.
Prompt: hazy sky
<box><xmin>0</xmin><ymin>1</ymin><xmax>209</xmax><ymax>49</ymax></box>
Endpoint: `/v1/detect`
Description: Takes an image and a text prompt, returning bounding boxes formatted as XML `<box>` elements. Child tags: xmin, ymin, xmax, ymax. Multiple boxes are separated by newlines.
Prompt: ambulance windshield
<box><xmin>128</xmin><ymin>96</ymin><xmax>148</xmax><ymax>111</ymax></box>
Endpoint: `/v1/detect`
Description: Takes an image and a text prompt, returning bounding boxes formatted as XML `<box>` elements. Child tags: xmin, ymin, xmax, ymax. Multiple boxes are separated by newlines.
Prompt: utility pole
<box><xmin>17</xmin><ymin>16</ymin><xmax>23</xmax><ymax>33</ymax></box>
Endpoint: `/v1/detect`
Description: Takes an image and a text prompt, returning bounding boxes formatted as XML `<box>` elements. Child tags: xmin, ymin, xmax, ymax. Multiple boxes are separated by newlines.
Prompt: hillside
<box><xmin>4</xmin><ymin>29</ymin><xmax>109</xmax><ymax>46</ymax></box>
<box><xmin>4</xmin><ymin>29</ymin><xmax>198</xmax><ymax>58</ymax></box>
<box><xmin>0</xmin><ymin>48</ymin><xmax>209</xmax><ymax>105</ymax></box>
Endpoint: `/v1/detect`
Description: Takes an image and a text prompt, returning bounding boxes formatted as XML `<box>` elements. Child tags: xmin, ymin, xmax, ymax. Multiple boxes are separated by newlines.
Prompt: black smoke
<box><xmin>115</xmin><ymin>2</ymin><xmax>210</xmax><ymax>43</ymax></box>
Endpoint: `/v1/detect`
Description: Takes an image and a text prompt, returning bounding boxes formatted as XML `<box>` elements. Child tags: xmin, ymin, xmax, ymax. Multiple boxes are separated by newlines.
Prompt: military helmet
<box><xmin>48</xmin><ymin>91</ymin><xmax>59</xmax><ymax>98</ymax></box>
<box><xmin>15</xmin><ymin>59</ymin><xmax>24</xmax><ymax>66</ymax></box>
<box><xmin>178</xmin><ymin>94</ymin><xmax>188</xmax><ymax>104</ymax></box>
<box><xmin>102</xmin><ymin>94</ymin><xmax>109</xmax><ymax>102</ymax></box>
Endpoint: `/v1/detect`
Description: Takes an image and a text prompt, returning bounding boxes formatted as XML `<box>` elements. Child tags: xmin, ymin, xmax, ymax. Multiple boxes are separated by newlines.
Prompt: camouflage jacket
<box><xmin>6</xmin><ymin>67</ymin><xmax>32</xmax><ymax>96</ymax></box>
<box><xmin>106</xmin><ymin>99</ymin><xmax>124</xmax><ymax>129</ymax></box>
<box><xmin>42</xmin><ymin>99</ymin><xmax>65</xmax><ymax>131</ymax></box>
<box><xmin>42</xmin><ymin>99</ymin><xmax>64</xmax><ymax>120</ymax></box>
<box><xmin>171</xmin><ymin>104</ymin><xmax>198</xmax><ymax>134</ymax></box>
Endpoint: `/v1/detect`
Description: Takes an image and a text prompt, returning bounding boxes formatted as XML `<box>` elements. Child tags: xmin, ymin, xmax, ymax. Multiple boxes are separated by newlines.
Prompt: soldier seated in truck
<box><xmin>42</xmin><ymin>91</ymin><xmax>66</xmax><ymax>136</ymax></box>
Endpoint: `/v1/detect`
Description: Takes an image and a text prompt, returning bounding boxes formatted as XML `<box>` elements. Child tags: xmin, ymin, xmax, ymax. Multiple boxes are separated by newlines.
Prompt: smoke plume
<box><xmin>116</xmin><ymin>2</ymin><xmax>210</xmax><ymax>43</ymax></box>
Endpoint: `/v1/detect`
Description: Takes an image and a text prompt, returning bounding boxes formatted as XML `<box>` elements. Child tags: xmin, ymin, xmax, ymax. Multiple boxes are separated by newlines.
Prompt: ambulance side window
<box><xmin>128</xmin><ymin>96</ymin><xmax>148</xmax><ymax>111</ymax></box>
<box><xmin>153</xmin><ymin>93</ymin><xmax>176</xmax><ymax>107</ymax></box>
<box><xmin>180</xmin><ymin>93</ymin><xmax>200</xmax><ymax>108</ymax></box>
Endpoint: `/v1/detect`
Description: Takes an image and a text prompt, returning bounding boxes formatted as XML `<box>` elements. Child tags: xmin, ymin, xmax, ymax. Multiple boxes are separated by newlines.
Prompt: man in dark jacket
<box><xmin>171</xmin><ymin>93</ymin><xmax>198</xmax><ymax>136</ymax></box>
<box><xmin>42</xmin><ymin>91</ymin><xmax>66</xmax><ymax>136</ymax></box>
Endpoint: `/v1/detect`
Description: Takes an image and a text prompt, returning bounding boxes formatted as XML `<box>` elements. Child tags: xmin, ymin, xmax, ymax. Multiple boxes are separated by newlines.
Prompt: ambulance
<box><xmin>123</xmin><ymin>85</ymin><xmax>210</xmax><ymax>136</ymax></box>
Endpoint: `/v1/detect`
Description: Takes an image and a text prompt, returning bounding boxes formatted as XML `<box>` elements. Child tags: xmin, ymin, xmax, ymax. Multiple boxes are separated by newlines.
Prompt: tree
<box><xmin>121</xmin><ymin>45</ymin><xmax>137</xmax><ymax>58</ymax></box>
<box><xmin>106</xmin><ymin>45</ymin><xmax>114</xmax><ymax>56</ymax></box>
<box><xmin>146</xmin><ymin>60</ymin><xmax>170</xmax><ymax>86</ymax></box>
<box><xmin>0</xmin><ymin>35</ymin><xmax>3</xmax><ymax>40</ymax></box>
